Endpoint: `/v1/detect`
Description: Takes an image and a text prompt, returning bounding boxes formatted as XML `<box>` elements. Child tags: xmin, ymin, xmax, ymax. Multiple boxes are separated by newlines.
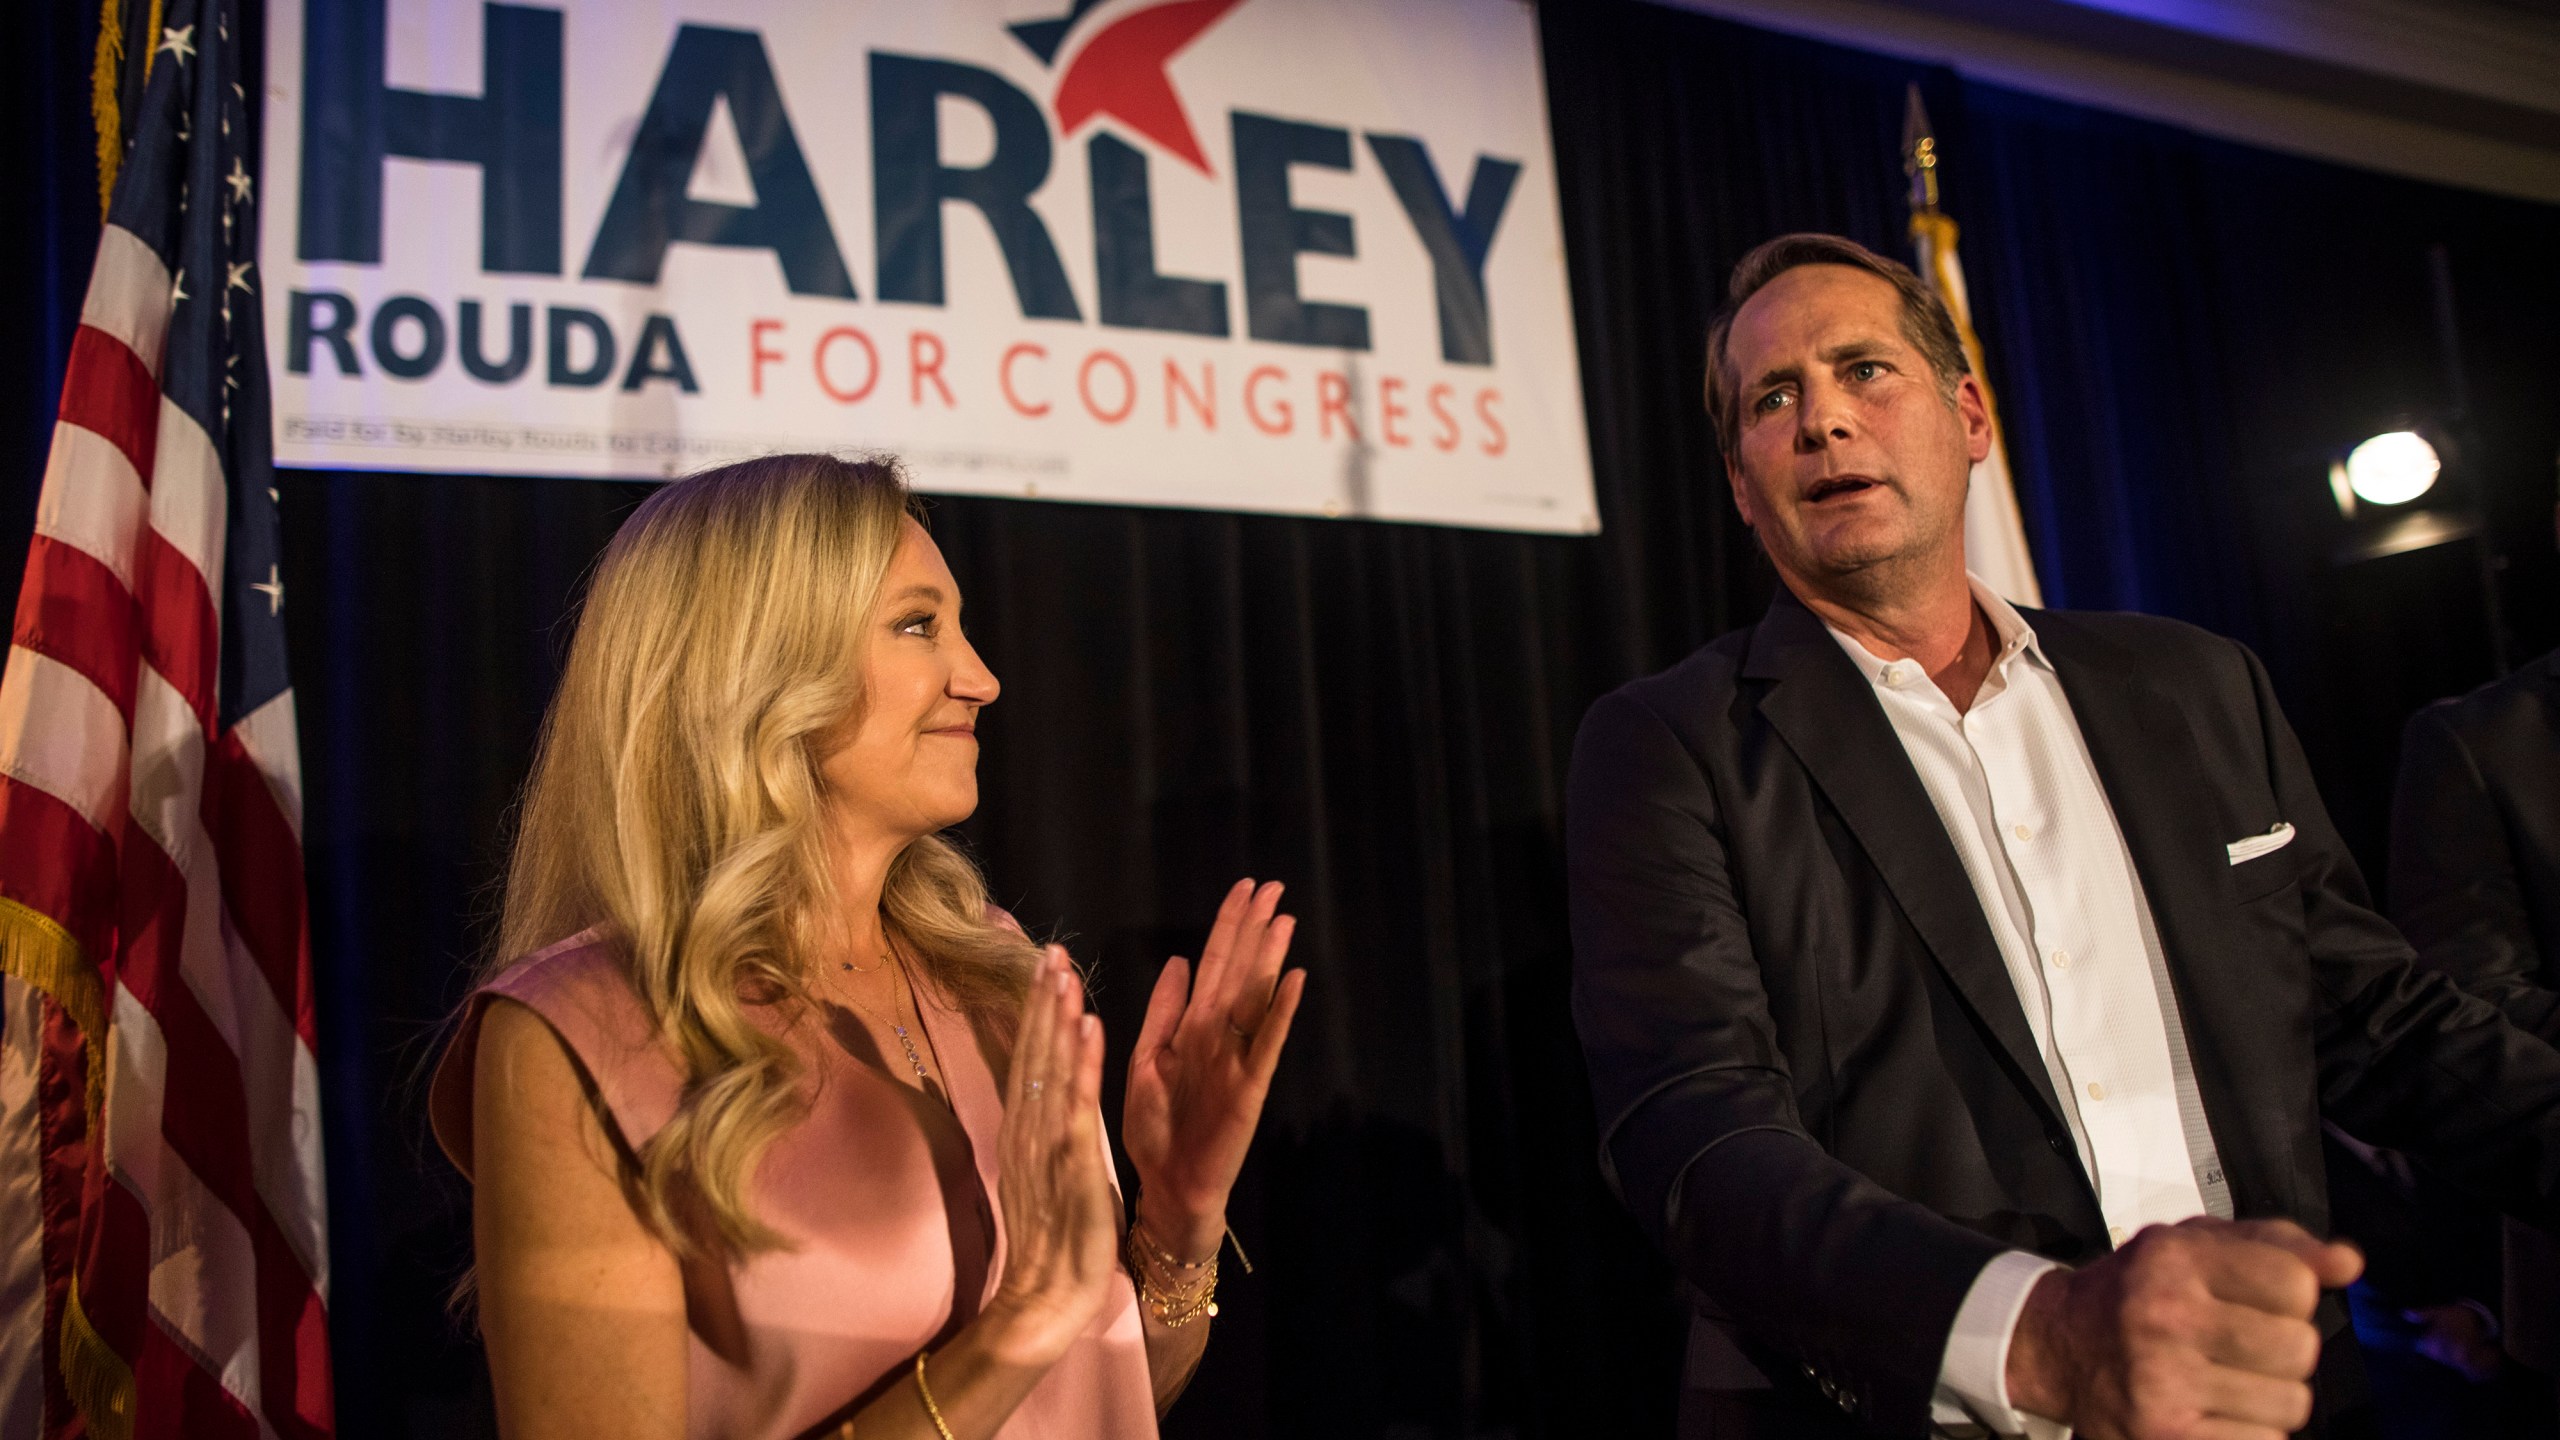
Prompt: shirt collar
<box><xmin>1968</xmin><ymin>573</ymin><xmax>2049</xmax><ymax>674</ymax></box>
<box><xmin>1823</xmin><ymin>572</ymin><xmax>2049</xmax><ymax>691</ymax></box>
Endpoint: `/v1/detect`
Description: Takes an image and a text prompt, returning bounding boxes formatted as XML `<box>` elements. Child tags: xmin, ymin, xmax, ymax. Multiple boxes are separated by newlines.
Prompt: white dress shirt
<box><xmin>1824</xmin><ymin>576</ymin><xmax>2231</xmax><ymax>1439</ymax></box>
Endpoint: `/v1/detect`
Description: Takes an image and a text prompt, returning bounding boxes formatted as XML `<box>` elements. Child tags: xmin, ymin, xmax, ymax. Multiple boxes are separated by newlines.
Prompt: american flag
<box><xmin>0</xmin><ymin>0</ymin><xmax>331</xmax><ymax>1435</ymax></box>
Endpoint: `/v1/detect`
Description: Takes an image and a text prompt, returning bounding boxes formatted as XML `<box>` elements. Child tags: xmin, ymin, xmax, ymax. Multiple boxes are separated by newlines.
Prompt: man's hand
<box><xmin>2006</xmin><ymin>1217</ymin><xmax>2364</xmax><ymax>1439</ymax></box>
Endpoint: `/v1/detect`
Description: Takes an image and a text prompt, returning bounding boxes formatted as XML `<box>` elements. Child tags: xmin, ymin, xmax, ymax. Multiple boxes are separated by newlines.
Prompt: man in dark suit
<box><xmin>2393</xmin><ymin>633</ymin><xmax>2560</xmax><ymax>1382</ymax></box>
<box><xmin>2394</xmin><ymin>647</ymin><xmax>2560</xmax><ymax>1038</ymax></box>
<box><xmin>1567</xmin><ymin>232</ymin><xmax>2560</xmax><ymax>1440</ymax></box>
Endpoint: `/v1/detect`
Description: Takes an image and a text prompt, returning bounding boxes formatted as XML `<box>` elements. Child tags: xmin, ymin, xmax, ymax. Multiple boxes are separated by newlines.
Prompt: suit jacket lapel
<box><xmin>1744</xmin><ymin>592</ymin><xmax>2069</xmax><ymax>1128</ymax></box>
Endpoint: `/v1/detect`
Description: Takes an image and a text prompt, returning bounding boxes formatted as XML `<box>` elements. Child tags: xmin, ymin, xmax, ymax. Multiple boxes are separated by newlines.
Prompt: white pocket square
<box><xmin>2227</xmin><ymin>823</ymin><xmax>2296</xmax><ymax>865</ymax></box>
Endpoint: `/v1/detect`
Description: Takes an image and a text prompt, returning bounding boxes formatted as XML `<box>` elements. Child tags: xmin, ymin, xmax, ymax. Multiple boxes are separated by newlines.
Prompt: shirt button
<box><xmin>2086</xmin><ymin>1081</ymin><xmax>2107</xmax><ymax>1101</ymax></box>
<box><xmin>1880</xmin><ymin>664</ymin><xmax>1905</xmax><ymax>686</ymax></box>
<box><xmin>2013</xmin><ymin>823</ymin><xmax>2034</xmax><ymax>842</ymax></box>
<box><xmin>2049</xmin><ymin>949</ymin><xmax>2071</xmax><ymax>970</ymax></box>
<box><xmin>2109</xmin><ymin>1225</ymin><xmax>2128</xmax><ymax>1246</ymax></box>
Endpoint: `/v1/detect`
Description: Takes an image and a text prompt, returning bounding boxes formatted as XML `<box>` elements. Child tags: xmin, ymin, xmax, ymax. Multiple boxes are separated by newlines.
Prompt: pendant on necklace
<box><xmin>841</xmin><ymin>960</ymin><xmax>933</xmax><ymax>1086</ymax></box>
<box><xmin>890</xmin><ymin>1023</ymin><xmax>930</xmax><ymax>1085</ymax></box>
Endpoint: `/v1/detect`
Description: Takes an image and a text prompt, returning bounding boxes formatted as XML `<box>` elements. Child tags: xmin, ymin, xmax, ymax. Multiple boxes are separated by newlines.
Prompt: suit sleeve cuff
<box><xmin>1932</xmin><ymin>1249</ymin><xmax>2071</xmax><ymax>1439</ymax></box>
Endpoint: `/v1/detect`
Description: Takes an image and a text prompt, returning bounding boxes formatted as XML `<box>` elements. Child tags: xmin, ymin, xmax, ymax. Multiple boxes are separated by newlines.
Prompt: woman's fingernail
<box><xmin>1081</xmin><ymin>1015</ymin><xmax>1098</xmax><ymax>1037</ymax></box>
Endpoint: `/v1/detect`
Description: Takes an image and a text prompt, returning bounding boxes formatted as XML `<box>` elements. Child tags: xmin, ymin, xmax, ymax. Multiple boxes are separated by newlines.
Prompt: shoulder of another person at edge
<box><xmin>2427</xmin><ymin>647</ymin><xmax>2560</xmax><ymax>740</ymax></box>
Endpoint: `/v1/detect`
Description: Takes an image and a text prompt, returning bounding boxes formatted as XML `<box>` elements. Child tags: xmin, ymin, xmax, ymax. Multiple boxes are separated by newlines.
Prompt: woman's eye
<box><xmin>896</xmin><ymin>612</ymin><xmax>937</xmax><ymax>638</ymax></box>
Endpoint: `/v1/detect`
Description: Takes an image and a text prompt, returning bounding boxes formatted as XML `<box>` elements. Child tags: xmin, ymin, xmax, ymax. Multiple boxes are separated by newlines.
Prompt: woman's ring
<box><xmin>1226</xmin><ymin>1019</ymin><xmax>1254</xmax><ymax>1043</ymax></box>
<box><xmin>1028</xmin><ymin>1080</ymin><xmax>1044</xmax><ymax>1094</ymax></box>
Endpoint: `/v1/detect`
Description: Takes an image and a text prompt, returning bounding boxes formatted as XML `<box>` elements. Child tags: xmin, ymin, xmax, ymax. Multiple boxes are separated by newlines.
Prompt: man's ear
<box><xmin>1955</xmin><ymin>374</ymin><xmax>1994</xmax><ymax>464</ymax></box>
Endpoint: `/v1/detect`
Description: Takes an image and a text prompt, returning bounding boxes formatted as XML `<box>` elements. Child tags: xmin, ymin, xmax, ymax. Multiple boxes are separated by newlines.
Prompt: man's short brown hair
<box><xmin>1703</xmin><ymin>233</ymin><xmax>1969</xmax><ymax>454</ymax></box>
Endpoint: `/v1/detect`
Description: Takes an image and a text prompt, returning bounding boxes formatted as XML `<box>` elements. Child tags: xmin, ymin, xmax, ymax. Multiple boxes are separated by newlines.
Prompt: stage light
<box><xmin>2324</xmin><ymin>425</ymin><xmax>2480</xmax><ymax>566</ymax></box>
<box><xmin>2343</xmin><ymin>430</ymin><xmax>2441</xmax><ymax>507</ymax></box>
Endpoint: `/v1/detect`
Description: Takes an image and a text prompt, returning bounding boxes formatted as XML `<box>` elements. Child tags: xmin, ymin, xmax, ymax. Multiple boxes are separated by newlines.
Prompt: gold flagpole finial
<box><xmin>1901</xmin><ymin>82</ymin><xmax>1940</xmax><ymax>214</ymax></box>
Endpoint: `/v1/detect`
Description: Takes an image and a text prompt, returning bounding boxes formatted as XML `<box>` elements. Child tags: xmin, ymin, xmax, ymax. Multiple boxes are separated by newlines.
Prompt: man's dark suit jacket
<box><xmin>2392</xmin><ymin>649</ymin><xmax>2560</xmax><ymax>1035</ymax></box>
<box><xmin>1568</xmin><ymin>591</ymin><xmax>2560</xmax><ymax>1438</ymax></box>
<box><xmin>2390</xmin><ymin>647</ymin><xmax>2560</xmax><ymax>1372</ymax></box>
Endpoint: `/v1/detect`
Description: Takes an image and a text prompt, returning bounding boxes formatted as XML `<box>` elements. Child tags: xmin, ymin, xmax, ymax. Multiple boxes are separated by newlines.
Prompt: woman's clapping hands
<box><xmin>986</xmin><ymin>880</ymin><xmax>1307</xmax><ymax>1367</ymax></box>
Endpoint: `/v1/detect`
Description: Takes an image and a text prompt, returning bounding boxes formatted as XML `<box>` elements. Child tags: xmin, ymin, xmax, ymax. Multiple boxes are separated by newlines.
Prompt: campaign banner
<box><xmin>259</xmin><ymin>0</ymin><xmax>1598</xmax><ymax>533</ymax></box>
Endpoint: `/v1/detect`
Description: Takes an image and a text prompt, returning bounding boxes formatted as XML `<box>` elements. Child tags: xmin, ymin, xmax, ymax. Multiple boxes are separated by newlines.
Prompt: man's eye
<box><xmin>1754</xmin><ymin>389</ymin><xmax>1792</xmax><ymax>414</ymax></box>
<box><xmin>1848</xmin><ymin>361</ymin><xmax>1886</xmax><ymax>381</ymax></box>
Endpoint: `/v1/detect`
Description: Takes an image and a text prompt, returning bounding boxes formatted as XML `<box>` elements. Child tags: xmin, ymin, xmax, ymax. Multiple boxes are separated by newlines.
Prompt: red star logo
<box><xmin>1053</xmin><ymin>0</ymin><xmax>1248</xmax><ymax>176</ymax></box>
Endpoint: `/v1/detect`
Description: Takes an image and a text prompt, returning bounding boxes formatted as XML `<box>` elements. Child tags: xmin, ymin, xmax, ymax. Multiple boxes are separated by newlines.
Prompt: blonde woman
<box><xmin>428</xmin><ymin>454</ymin><xmax>1306</xmax><ymax>1440</ymax></box>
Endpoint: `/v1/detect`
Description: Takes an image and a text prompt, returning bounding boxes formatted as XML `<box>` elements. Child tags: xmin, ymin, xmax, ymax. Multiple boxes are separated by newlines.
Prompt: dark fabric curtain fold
<box><xmin>0</xmin><ymin>1</ymin><xmax>103</xmax><ymax>631</ymax></box>
<box><xmin>5</xmin><ymin>3</ymin><xmax>2558</xmax><ymax>1437</ymax></box>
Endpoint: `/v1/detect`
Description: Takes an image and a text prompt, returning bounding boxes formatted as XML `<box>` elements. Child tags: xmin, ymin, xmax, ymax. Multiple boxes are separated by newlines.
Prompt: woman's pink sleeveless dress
<box><xmin>430</xmin><ymin>933</ymin><xmax>1159</xmax><ymax>1440</ymax></box>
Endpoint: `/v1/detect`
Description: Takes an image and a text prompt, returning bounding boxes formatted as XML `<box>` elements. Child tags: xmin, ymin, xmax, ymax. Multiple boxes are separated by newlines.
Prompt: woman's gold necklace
<box><xmin>842</xmin><ymin>951</ymin><xmax>932</xmax><ymax>1087</ymax></box>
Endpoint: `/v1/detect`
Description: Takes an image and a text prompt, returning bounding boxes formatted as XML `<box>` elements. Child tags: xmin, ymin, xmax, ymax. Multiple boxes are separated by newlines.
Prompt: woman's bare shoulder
<box><xmin>473</xmin><ymin>997</ymin><xmax>619</xmax><ymax>1168</ymax></box>
<box><xmin>470</xmin><ymin>995</ymin><xmax>688</xmax><ymax>1440</ymax></box>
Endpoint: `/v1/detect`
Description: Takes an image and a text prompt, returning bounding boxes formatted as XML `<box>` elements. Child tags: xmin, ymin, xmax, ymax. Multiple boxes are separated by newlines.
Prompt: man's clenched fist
<box><xmin>2006</xmin><ymin>1217</ymin><xmax>2364</xmax><ymax>1440</ymax></box>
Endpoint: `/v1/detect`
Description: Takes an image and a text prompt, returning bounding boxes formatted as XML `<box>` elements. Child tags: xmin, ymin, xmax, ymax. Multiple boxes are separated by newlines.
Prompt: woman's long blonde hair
<box><xmin>492</xmin><ymin>453</ymin><xmax>1038</xmax><ymax>1257</ymax></box>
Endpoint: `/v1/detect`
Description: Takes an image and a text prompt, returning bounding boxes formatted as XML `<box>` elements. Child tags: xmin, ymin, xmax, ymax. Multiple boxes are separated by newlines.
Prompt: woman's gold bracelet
<box><xmin>1129</xmin><ymin>1215</ymin><xmax>1217</xmax><ymax>1272</ymax></box>
<box><xmin>1126</xmin><ymin>1218</ymin><xmax>1221</xmax><ymax>1327</ymax></box>
<box><xmin>914</xmin><ymin>1350</ymin><xmax>956</xmax><ymax>1440</ymax></box>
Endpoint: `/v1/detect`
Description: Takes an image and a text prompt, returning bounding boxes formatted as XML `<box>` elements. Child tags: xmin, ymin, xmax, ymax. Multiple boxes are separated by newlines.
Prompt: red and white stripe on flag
<box><xmin>0</xmin><ymin>6</ymin><xmax>329</xmax><ymax>1437</ymax></box>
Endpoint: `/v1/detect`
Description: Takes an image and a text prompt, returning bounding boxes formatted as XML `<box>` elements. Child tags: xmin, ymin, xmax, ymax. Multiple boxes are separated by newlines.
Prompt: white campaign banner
<box><xmin>260</xmin><ymin>0</ymin><xmax>1598</xmax><ymax>533</ymax></box>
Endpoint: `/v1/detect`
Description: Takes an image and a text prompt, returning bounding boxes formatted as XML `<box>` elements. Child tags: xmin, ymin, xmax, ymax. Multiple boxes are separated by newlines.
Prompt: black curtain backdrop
<box><xmin>7</xmin><ymin>3</ymin><xmax>2559</xmax><ymax>1437</ymax></box>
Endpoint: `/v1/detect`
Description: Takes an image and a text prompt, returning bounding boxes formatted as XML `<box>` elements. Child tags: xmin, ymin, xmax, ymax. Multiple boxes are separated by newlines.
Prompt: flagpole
<box><xmin>1902</xmin><ymin>84</ymin><xmax>2045</xmax><ymax>608</ymax></box>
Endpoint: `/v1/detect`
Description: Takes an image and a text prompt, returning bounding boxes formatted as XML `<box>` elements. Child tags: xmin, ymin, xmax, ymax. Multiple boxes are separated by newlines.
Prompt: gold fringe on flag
<box><xmin>0</xmin><ymin>898</ymin><xmax>131</xmax><ymax>1436</ymax></box>
<box><xmin>62</xmin><ymin>1277</ymin><xmax>138</xmax><ymax>1440</ymax></box>
<box><xmin>90</xmin><ymin>0</ymin><xmax>125</xmax><ymax>217</ymax></box>
<box><xmin>0</xmin><ymin>895</ymin><xmax>105</xmax><ymax>1133</ymax></box>
<box><xmin>89</xmin><ymin>0</ymin><xmax>167</xmax><ymax>217</ymax></box>
<box><xmin>1907</xmin><ymin>212</ymin><xmax>2004</xmax><ymax>439</ymax></box>
<box><xmin>1909</xmin><ymin>208</ymin><xmax>2044</xmax><ymax>607</ymax></box>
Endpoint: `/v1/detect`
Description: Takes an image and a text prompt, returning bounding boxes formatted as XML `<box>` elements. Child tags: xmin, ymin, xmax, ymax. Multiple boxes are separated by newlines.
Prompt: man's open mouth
<box><xmin>1806</xmin><ymin>476</ymin><xmax>1880</xmax><ymax>502</ymax></box>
